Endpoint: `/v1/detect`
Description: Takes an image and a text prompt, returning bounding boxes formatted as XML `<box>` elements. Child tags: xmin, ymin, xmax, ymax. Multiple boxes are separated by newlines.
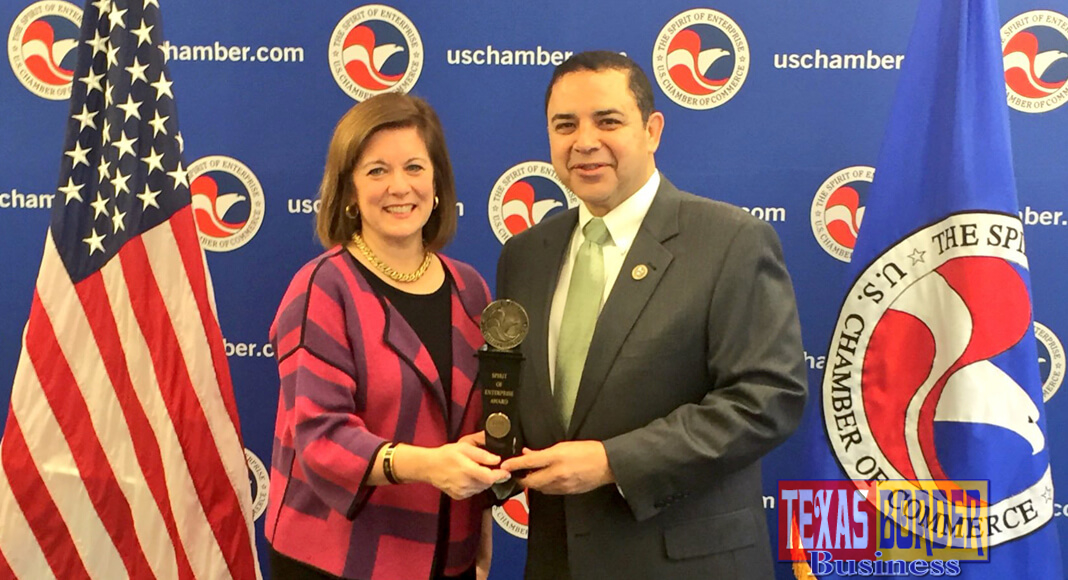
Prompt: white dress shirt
<box><xmin>547</xmin><ymin>170</ymin><xmax>661</xmax><ymax>391</ymax></box>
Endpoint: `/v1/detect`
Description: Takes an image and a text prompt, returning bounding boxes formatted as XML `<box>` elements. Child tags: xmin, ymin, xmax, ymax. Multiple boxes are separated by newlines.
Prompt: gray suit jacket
<box><xmin>496</xmin><ymin>178</ymin><xmax>807</xmax><ymax>580</ymax></box>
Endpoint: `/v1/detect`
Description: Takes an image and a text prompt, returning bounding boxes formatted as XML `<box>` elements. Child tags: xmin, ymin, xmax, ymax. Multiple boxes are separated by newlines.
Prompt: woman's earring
<box><xmin>433</xmin><ymin>196</ymin><xmax>439</xmax><ymax>209</ymax></box>
<box><xmin>345</xmin><ymin>203</ymin><xmax>359</xmax><ymax>219</ymax></box>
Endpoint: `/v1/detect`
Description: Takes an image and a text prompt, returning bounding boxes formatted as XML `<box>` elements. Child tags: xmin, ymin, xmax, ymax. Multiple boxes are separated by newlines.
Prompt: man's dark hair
<box><xmin>544</xmin><ymin>51</ymin><xmax>656</xmax><ymax>123</ymax></box>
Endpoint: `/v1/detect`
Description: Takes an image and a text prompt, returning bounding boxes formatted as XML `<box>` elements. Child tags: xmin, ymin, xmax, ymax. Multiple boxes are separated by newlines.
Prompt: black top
<box><xmin>350</xmin><ymin>255</ymin><xmax>454</xmax><ymax>409</ymax></box>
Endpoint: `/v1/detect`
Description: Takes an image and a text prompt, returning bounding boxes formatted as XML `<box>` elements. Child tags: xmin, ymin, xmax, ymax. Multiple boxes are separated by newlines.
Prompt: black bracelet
<box><xmin>382</xmin><ymin>443</ymin><xmax>401</xmax><ymax>485</ymax></box>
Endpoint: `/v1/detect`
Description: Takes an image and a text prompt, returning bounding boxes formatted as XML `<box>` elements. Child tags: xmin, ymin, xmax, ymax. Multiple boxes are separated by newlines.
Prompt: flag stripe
<box><xmin>36</xmin><ymin>236</ymin><xmax>182</xmax><ymax>578</ymax></box>
<box><xmin>25</xmin><ymin>286</ymin><xmax>154</xmax><ymax>578</ymax></box>
<box><xmin>100</xmin><ymin>237</ymin><xmax>226</xmax><ymax>578</ymax></box>
<box><xmin>0</xmin><ymin>410</ymin><xmax>90</xmax><ymax>579</ymax></box>
<box><xmin>171</xmin><ymin>210</ymin><xmax>244</xmax><ymax>438</ymax></box>
<box><xmin>0</xmin><ymin>544</ymin><xmax>17</xmax><ymax>580</ymax></box>
<box><xmin>76</xmin><ymin>263</ymin><xmax>194</xmax><ymax>580</ymax></box>
<box><xmin>121</xmin><ymin>230</ymin><xmax>255</xmax><ymax>578</ymax></box>
<box><xmin>148</xmin><ymin>216</ymin><xmax>259</xmax><ymax>574</ymax></box>
<box><xmin>154</xmin><ymin>215</ymin><xmax>251</xmax><ymax>502</ymax></box>
<box><xmin>0</xmin><ymin>451</ymin><xmax>52</xmax><ymax>580</ymax></box>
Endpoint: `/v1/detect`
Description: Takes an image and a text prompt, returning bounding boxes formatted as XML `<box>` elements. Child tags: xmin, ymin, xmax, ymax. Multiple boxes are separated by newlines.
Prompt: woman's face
<box><xmin>350</xmin><ymin>126</ymin><xmax>435</xmax><ymax>249</ymax></box>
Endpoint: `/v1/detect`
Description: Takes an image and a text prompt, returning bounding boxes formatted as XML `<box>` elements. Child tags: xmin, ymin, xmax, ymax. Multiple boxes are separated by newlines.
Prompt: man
<box><xmin>496</xmin><ymin>51</ymin><xmax>807</xmax><ymax>580</ymax></box>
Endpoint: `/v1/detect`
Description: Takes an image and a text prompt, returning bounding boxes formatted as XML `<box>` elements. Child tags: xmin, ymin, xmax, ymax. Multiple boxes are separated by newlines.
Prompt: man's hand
<box><xmin>500</xmin><ymin>440</ymin><xmax>614</xmax><ymax>495</ymax></box>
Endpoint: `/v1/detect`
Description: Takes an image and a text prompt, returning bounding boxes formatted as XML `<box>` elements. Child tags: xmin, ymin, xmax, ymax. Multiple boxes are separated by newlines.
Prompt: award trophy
<box><xmin>477</xmin><ymin>299</ymin><xmax>528</xmax><ymax>459</ymax></box>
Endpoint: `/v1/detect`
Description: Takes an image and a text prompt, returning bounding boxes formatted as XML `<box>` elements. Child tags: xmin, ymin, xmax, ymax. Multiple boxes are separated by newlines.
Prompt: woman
<box><xmin>266</xmin><ymin>93</ymin><xmax>507</xmax><ymax>580</ymax></box>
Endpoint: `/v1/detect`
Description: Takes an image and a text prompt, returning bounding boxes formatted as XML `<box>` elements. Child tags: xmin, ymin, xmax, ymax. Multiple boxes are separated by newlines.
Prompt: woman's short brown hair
<box><xmin>316</xmin><ymin>92</ymin><xmax>457</xmax><ymax>252</ymax></box>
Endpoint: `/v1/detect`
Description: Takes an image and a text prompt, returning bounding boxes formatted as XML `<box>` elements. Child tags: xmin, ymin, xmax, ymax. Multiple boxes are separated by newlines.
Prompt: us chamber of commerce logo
<box><xmin>652</xmin><ymin>8</ymin><xmax>749</xmax><ymax>110</ymax></box>
<box><xmin>8</xmin><ymin>1</ymin><xmax>81</xmax><ymax>100</ymax></box>
<box><xmin>329</xmin><ymin>4</ymin><xmax>423</xmax><ymax>101</ymax></box>
<box><xmin>824</xmin><ymin>211</ymin><xmax>1054</xmax><ymax>547</ymax></box>
<box><xmin>1002</xmin><ymin>10</ymin><xmax>1068</xmax><ymax>113</ymax></box>
<box><xmin>188</xmin><ymin>156</ymin><xmax>265</xmax><ymax>252</ymax></box>
<box><xmin>810</xmin><ymin>166</ymin><xmax>873</xmax><ymax>262</ymax></box>
<box><xmin>1035</xmin><ymin>321</ymin><xmax>1065</xmax><ymax>401</ymax></box>
<box><xmin>492</xmin><ymin>489</ymin><xmax>529</xmax><ymax>539</ymax></box>
<box><xmin>245</xmin><ymin>448</ymin><xmax>269</xmax><ymax>521</ymax></box>
<box><xmin>488</xmin><ymin>161</ymin><xmax>578</xmax><ymax>244</ymax></box>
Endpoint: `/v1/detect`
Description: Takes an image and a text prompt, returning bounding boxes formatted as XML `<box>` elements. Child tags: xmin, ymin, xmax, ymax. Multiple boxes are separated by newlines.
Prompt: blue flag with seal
<box><xmin>798</xmin><ymin>0</ymin><xmax>1064</xmax><ymax>577</ymax></box>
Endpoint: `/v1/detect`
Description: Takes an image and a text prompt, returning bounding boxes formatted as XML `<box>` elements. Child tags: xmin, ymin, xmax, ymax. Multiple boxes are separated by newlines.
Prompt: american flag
<box><xmin>0</xmin><ymin>0</ymin><xmax>260</xmax><ymax>577</ymax></box>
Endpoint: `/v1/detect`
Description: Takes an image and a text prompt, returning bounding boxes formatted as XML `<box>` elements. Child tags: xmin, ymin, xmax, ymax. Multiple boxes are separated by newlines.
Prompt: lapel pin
<box><xmin>631</xmin><ymin>264</ymin><xmax>649</xmax><ymax>281</ymax></box>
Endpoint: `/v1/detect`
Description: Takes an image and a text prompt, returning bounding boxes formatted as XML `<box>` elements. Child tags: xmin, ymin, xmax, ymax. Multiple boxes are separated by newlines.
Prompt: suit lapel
<box><xmin>524</xmin><ymin>212</ymin><xmax>577</xmax><ymax>443</ymax></box>
<box><xmin>567</xmin><ymin>180</ymin><xmax>682</xmax><ymax>438</ymax></box>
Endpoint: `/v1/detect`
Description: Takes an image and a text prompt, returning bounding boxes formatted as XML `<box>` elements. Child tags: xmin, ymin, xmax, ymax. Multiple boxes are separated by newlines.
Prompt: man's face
<box><xmin>546</xmin><ymin>69</ymin><xmax>663</xmax><ymax>216</ymax></box>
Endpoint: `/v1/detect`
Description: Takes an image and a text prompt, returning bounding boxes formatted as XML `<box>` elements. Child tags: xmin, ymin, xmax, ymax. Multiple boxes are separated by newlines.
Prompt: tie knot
<box><xmin>582</xmin><ymin>218</ymin><xmax>610</xmax><ymax>246</ymax></box>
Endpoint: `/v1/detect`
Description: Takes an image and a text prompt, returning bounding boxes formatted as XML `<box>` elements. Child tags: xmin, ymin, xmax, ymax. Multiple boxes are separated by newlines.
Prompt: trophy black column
<box><xmin>477</xmin><ymin>348</ymin><xmax>523</xmax><ymax>458</ymax></box>
<box><xmin>476</xmin><ymin>299</ymin><xmax>529</xmax><ymax>460</ymax></box>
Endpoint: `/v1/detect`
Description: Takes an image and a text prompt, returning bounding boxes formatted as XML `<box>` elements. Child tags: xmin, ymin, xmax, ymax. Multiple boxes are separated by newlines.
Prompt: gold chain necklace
<box><xmin>351</xmin><ymin>232</ymin><xmax>433</xmax><ymax>283</ymax></box>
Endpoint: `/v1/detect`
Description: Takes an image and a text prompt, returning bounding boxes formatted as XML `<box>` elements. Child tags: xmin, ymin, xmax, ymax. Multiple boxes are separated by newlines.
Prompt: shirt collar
<box><xmin>576</xmin><ymin>170</ymin><xmax>660</xmax><ymax>252</ymax></box>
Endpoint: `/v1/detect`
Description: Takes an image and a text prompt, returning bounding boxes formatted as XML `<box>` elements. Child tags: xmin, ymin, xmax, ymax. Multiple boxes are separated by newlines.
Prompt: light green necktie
<box><xmin>555</xmin><ymin>217</ymin><xmax>611</xmax><ymax>428</ymax></box>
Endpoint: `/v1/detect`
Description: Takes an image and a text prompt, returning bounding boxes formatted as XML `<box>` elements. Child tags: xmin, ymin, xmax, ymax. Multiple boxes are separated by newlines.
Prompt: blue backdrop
<box><xmin>2</xmin><ymin>1</ymin><xmax>1067</xmax><ymax>578</ymax></box>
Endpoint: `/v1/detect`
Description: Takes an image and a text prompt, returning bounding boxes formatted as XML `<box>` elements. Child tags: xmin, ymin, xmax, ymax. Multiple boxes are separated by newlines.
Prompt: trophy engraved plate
<box><xmin>485</xmin><ymin>412</ymin><xmax>511</xmax><ymax>439</ymax></box>
<box><xmin>480</xmin><ymin>299</ymin><xmax>529</xmax><ymax>350</ymax></box>
<box><xmin>477</xmin><ymin>300</ymin><xmax>527</xmax><ymax>459</ymax></box>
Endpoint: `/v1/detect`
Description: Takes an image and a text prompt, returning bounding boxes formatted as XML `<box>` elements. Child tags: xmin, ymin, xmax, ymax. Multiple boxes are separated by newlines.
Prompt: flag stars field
<box><xmin>114</xmin><ymin>131</ymin><xmax>137</xmax><ymax>159</ymax></box>
<box><xmin>105</xmin><ymin>85</ymin><xmax>116</xmax><ymax>110</ymax></box>
<box><xmin>107</xmin><ymin>7</ymin><xmax>128</xmax><ymax>32</ymax></box>
<box><xmin>80</xmin><ymin>69</ymin><xmax>104</xmax><ymax>93</ymax></box>
<box><xmin>131</xmin><ymin>21</ymin><xmax>153</xmax><ymax>47</ymax></box>
<box><xmin>53</xmin><ymin>0</ymin><xmax>200</xmax><ymax>264</ymax></box>
<box><xmin>111</xmin><ymin>207</ymin><xmax>127</xmax><ymax>233</ymax></box>
<box><xmin>142</xmin><ymin>147</ymin><xmax>164</xmax><ymax>174</ymax></box>
<box><xmin>90</xmin><ymin>193</ymin><xmax>108</xmax><ymax>220</ymax></box>
<box><xmin>59</xmin><ymin>179</ymin><xmax>84</xmax><ymax>205</ymax></box>
<box><xmin>111</xmin><ymin>169</ymin><xmax>131</xmax><ymax>196</ymax></box>
<box><xmin>137</xmin><ymin>184</ymin><xmax>161</xmax><ymax>210</ymax></box>
<box><xmin>117</xmin><ymin>95</ymin><xmax>142</xmax><ymax>122</ymax></box>
<box><xmin>148</xmin><ymin>111</ymin><xmax>168</xmax><ymax>136</ymax></box>
<box><xmin>105</xmin><ymin>43</ymin><xmax>120</xmax><ymax>68</ymax></box>
<box><xmin>87</xmin><ymin>30</ymin><xmax>108</xmax><ymax>56</ymax></box>
<box><xmin>83</xmin><ymin>227</ymin><xmax>106</xmax><ymax>255</ymax></box>
<box><xmin>167</xmin><ymin>162</ymin><xmax>188</xmax><ymax>190</ymax></box>
<box><xmin>72</xmin><ymin>105</ymin><xmax>97</xmax><ymax>131</ymax></box>
<box><xmin>126</xmin><ymin>57</ymin><xmax>149</xmax><ymax>84</ymax></box>
<box><xmin>96</xmin><ymin>157</ymin><xmax>111</xmax><ymax>183</ymax></box>
<box><xmin>151</xmin><ymin>72</ymin><xmax>173</xmax><ymax>100</ymax></box>
<box><xmin>66</xmin><ymin>142</ymin><xmax>91</xmax><ymax>169</ymax></box>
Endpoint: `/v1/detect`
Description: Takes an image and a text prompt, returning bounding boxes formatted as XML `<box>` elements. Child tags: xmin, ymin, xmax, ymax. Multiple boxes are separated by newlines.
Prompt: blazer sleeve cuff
<box><xmin>344</xmin><ymin>440</ymin><xmax>389</xmax><ymax>519</ymax></box>
<box><xmin>602</xmin><ymin>434</ymin><xmax>664</xmax><ymax>522</ymax></box>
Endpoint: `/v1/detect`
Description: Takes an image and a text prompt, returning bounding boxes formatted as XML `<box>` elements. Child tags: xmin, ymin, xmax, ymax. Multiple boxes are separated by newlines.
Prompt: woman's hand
<box><xmin>395</xmin><ymin>434</ymin><xmax>509</xmax><ymax>500</ymax></box>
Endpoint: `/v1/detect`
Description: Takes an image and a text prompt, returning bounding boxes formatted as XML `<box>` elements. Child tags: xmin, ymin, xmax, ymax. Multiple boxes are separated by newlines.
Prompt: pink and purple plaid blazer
<box><xmin>265</xmin><ymin>247</ymin><xmax>491</xmax><ymax>580</ymax></box>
